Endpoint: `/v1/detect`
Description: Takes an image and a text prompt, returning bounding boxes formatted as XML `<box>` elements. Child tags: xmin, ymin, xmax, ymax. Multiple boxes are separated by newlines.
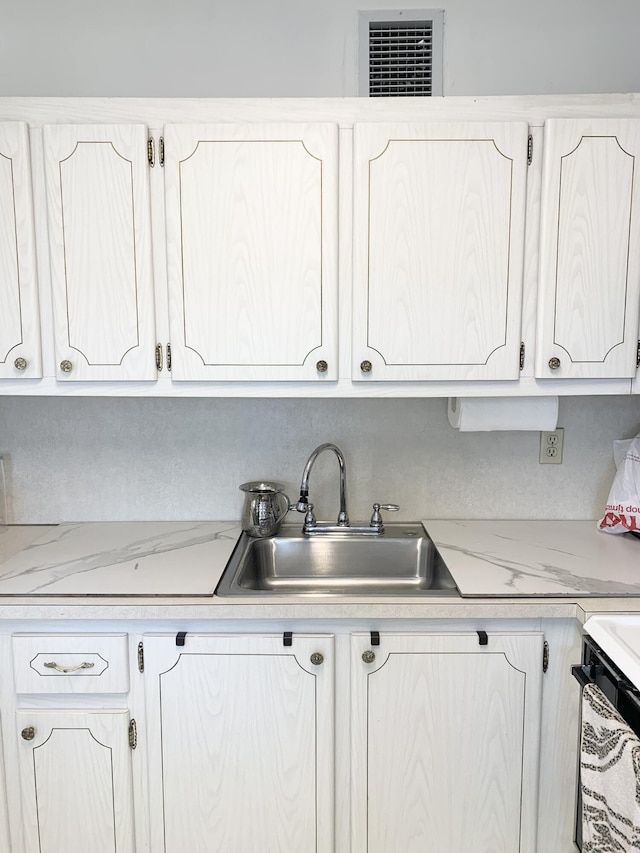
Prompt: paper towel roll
<box><xmin>447</xmin><ymin>396</ymin><xmax>559</xmax><ymax>432</ymax></box>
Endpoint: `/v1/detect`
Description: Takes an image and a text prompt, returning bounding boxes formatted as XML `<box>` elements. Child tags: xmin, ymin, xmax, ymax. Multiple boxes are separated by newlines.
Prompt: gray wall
<box><xmin>1</xmin><ymin>1</ymin><xmax>640</xmax><ymax>523</ymax></box>
<box><xmin>2</xmin><ymin>0</ymin><xmax>640</xmax><ymax>97</ymax></box>
<box><xmin>0</xmin><ymin>396</ymin><xmax>638</xmax><ymax>524</ymax></box>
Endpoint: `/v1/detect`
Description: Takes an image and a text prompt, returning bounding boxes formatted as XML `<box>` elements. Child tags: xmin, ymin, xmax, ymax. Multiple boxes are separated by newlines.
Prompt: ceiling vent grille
<box><xmin>359</xmin><ymin>11</ymin><xmax>444</xmax><ymax>97</ymax></box>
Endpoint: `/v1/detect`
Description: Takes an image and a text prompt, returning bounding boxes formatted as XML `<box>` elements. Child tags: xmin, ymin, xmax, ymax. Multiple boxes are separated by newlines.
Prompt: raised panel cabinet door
<box><xmin>164</xmin><ymin>123</ymin><xmax>338</xmax><ymax>381</ymax></box>
<box><xmin>43</xmin><ymin>124</ymin><xmax>157</xmax><ymax>381</ymax></box>
<box><xmin>536</xmin><ymin>118</ymin><xmax>640</xmax><ymax>379</ymax></box>
<box><xmin>15</xmin><ymin>710</ymin><xmax>136</xmax><ymax>853</ymax></box>
<box><xmin>351</xmin><ymin>632</ymin><xmax>543</xmax><ymax>853</ymax></box>
<box><xmin>352</xmin><ymin>122</ymin><xmax>529</xmax><ymax>381</ymax></box>
<box><xmin>0</xmin><ymin>122</ymin><xmax>42</xmax><ymax>379</ymax></box>
<box><xmin>143</xmin><ymin>633</ymin><xmax>334</xmax><ymax>853</ymax></box>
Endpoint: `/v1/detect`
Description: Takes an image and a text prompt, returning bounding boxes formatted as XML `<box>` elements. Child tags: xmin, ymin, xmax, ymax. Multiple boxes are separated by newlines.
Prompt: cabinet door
<box><xmin>353</xmin><ymin>122</ymin><xmax>528</xmax><ymax>381</ymax></box>
<box><xmin>144</xmin><ymin>633</ymin><xmax>334</xmax><ymax>853</ymax></box>
<box><xmin>43</xmin><ymin>124</ymin><xmax>157</xmax><ymax>381</ymax></box>
<box><xmin>15</xmin><ymin>709</ymin><xmax>136</xmax><ymax>853</ymax></box>
<box><xmin>0</xmin><ymin>122</ymin><xmax>41</xmax><ymax>379</ymax></box>
<box><xmin>536</xmin><ymin>118</ymin><xmax>640</xmax><ymax>379</ymax></box>
<box><xmin>164</xmin><ymin>123</ymin><xmax>338</xmax><ymax>381</ymax></box>
<box><xmin>351</xmin><ymin>632</ymin><xmax>543</xmax><ymax>853</ymax></box>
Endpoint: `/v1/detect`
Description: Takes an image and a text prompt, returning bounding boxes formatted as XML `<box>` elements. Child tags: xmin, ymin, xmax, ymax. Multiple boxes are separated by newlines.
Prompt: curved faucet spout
<box><xmin>297</xmin><ymin>443</ymin><xmax>349</xmax><ymax>529</ymax></box>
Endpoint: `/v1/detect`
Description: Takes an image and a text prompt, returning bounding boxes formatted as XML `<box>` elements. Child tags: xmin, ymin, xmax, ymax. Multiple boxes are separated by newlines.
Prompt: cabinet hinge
<box><xmin>636</xmin><ymin>340</ymin><xmax>640</xmax><ymax>368</ymax></box>
<box><xmin>166</xmin><ymin>343</ymin><xmax>172</xmax><ymax>372</ymax></box>
<box><xmin>147</xmin><ymin>137</ymin><xmax>155</xmax><ymax>168</ymax></box>
<box><xmin>543</xmin><ymin>640</ymin><xmax>549</xmax><ymax>673</ymax></box>
<box><xmin>527</xmin><ymin>134</ymin><xmax>533</xmax><ymax>166</ymax></box>
<box><xmin>129</xmin><ymin>718</ymin><xmax>138</xmax><ymax>749</ymax></box>
<box><xmin>159</xmin><ymin>135</ymin><xmax>165</xmax><ymax>167</ymax></box>
<box><xmin>520</xmin><ymin>342</ymin><xmax>525</xmax><ymax>371</ymax></box>
<box><xmin>137</xmin><ymin>641</ymin><xmax>144</xmax><ymax>673</ymax></box>
<box><xmin>283</xmin><ymin>631</ymin><xmax>293</xmax><ymax>646</ymax></box>
<box><xmin>370</xmin><ymin>631</ymin><xmax>380</xmax><ymax>646</ymax></box>
<box><xmin>155</xmin><ymin>343</ymin><xmax>163</xmax><ymax>372</ymax></box>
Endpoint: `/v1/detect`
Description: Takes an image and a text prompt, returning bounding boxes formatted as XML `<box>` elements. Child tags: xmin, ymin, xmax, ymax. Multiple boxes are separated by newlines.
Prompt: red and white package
<box><xmin>598</xmin><ymin>434</ymin><xmax>640</xmax><ymax>535</ymax></box>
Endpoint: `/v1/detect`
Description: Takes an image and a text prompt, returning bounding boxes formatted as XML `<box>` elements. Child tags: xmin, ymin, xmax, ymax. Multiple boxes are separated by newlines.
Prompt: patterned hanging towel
<box><xmin>581</xmin><ymin>682</ymin><xmax>640</xmax><ymax>851</ymax></box>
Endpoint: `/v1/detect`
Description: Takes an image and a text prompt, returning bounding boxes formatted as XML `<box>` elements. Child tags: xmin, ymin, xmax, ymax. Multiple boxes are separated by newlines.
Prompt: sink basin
<box><xmin>215</xmin><ymin>523</ymin><xmax>459</xmax><ymax>596</ymax></box>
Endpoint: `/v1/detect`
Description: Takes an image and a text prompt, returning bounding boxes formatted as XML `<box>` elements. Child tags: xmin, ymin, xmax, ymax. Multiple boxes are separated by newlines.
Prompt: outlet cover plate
<box><xmin>539</xmin><ymin>428</ymin><xmax>564</xmax><ymax>464</ymax></box>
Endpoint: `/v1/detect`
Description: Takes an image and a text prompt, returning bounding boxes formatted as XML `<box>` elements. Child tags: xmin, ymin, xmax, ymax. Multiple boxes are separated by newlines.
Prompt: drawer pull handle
<box><xmin>43</xmin><ymin>661</ymin><xmax>95</xmax><ymax>673</ymax></box>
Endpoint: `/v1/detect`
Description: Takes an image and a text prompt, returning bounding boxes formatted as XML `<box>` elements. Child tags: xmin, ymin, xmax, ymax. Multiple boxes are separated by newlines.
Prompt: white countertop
<box><xmin>0</xmin><ymin>520</ymin><xmax>637</xmax><ymax>619</ymax></box>
<box><xmin>425</xmin><ymin>520</ymin><xmax>640</xmax><ymax>598</ymax></box>
<box><xmin>0</xmin><ymin>522</ymin><xmax>240</xmax><ymax>596</ymax></box>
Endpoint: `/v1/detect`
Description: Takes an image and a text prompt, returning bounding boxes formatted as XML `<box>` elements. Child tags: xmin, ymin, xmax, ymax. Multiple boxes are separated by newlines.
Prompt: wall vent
<box><xmin>359</xmin><ymin>10</ymin><xmax>444</xmax><ymax>97</ymax></box>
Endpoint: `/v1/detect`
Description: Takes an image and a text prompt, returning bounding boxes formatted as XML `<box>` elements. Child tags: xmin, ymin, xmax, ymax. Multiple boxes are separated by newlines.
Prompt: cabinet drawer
<box><xmin>12</xmin><ymin>634</ymin><xmax>129</xmax><ymax>693</ymax></box>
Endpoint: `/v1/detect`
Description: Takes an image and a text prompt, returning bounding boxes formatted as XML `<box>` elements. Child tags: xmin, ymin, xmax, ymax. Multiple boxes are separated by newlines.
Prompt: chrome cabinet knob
<box><xmin>21</xmin><ymin>726</ymin><xmax>35</xmax><ymax>741</ymax></box>
<box><xmin>548</xmin><ymin>357</ymin><xmax>561</xmax><ymax>370</ymax></box>
<box><xmin>59</xmin><ymin>360</ymin><xmax>73</xmax><ymax>373</ymax></box>
<box><xmin>316</xmin><ymin>360</ymin><xmax>328</xmax><ymax>373</ymax></box>
<box><xmin>14</xmin><ymin>357</ymin><xmax>28</xmax><ymax>371</ymax></box>
<box><xmin>310</xmin><ymin>652</ymin><xmax>324</xmax><ymax>666</ymax></box>
<box><xmin>362</xmin><ymin>650</ymin><xmax>376</xmax><ymax>664</ymax></box>
<box><xmin>360</xmin><ymin>360</ymin><xmax>372</xmax><ymax>373</ymax></box>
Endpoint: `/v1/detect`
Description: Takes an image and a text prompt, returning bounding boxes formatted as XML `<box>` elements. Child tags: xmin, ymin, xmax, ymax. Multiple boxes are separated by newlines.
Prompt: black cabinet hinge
<box><xmin>477</xmin><ymin>631</ymin><xmax>488</xmax><ymax>646</ymax></box>
<box><xmin>283</xmin><ymin>631</ymin><xmax>293</xmax><ymax>647</ymax></box>
<box><xmin>370</xmin><ymin>631</ymin><xmax>380</xmax><ymax>646</ymax></box>
<box><xmin>176</xmin><ymin>631</ymin><xmax>187</xmax><ymax>647</ymax></box>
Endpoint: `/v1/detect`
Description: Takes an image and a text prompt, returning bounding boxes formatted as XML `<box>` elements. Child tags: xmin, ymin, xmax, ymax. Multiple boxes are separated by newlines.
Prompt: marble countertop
<box><xmin>0</xmin><ymin>520</ymin><xmax>638</xmax><ymax>615</ymax></box>
<box><xmin>0</xmin><ymin>522</ymin><xmax>240</xmax><ymax>596</ymax></box>
<box><xmin>425</xmin><ymin>520</ymin><xmax>640</xmax><ymax>598</ymax></box>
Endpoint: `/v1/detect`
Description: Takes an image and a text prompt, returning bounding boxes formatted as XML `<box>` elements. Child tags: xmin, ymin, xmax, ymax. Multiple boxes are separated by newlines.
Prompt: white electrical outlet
<box><xmin>539</xmin><ymin>428</ymin><xmax>564</xmax><ymax>464</ymax></box>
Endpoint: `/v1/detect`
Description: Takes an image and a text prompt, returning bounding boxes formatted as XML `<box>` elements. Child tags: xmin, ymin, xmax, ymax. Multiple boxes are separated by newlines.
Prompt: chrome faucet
<box><xmin>296</xmin><ymin>443</ymin><xmax>400</xmax><ymax>535</ymax></box>
<box><xmin>296</xmin><ymin>443</ymin><xmax>349</xmax><ymax>533</ymax></box>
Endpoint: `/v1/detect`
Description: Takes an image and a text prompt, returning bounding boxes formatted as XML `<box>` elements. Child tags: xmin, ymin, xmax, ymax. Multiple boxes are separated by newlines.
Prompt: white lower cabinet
<box><xmin>4</xmin><ymin>633</ymin><xmax>137</xmax><ymax>853</ymax></box>
<box><xmin>143</xmin><ymin>633</ymin><xmax>335</xmax><ymax>853</ymax></box>
<box><xmin>15</xmin><ymin>710</ymin><xmax>136</xmax><ymax>853</ymax></box>
<box><xmin>142</xmin><ymin>629</ymin><xmax>542</xmax><ymax>853</ymax></box>
<box><xmin>0</xmin><ymin>625</ymin><xmax>550</xmax><ymax>852</ymax></box>
<box><xmin>350</xmin><ymin>632</ymin><xmax>543</xmax><ymax>853</ymax></box>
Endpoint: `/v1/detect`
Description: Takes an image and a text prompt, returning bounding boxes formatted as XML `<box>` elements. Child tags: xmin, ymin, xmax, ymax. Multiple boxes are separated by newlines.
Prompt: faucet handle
<box><xmin>370</xmin><ymin>503</ymin><xmax>400</xmax><ymax>529</ymax></box>
<box><xmin>302</xmin><ymin>503</ymin><xmax>316</xmax><ymax>533</ymax></box>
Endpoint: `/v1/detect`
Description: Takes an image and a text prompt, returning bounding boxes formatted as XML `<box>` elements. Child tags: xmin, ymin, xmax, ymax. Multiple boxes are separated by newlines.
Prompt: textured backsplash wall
<box><xmin>0</xmin><ymin>395</ymin><xmax>638</xmax><ymax>524</ymax></box>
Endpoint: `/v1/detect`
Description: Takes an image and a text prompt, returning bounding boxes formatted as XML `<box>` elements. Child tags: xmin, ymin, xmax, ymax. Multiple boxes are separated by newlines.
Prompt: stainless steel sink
<box><xmin>215</xmin><ymin>523</ymin><xmax>459</xmax><ymax>596</ymax></box>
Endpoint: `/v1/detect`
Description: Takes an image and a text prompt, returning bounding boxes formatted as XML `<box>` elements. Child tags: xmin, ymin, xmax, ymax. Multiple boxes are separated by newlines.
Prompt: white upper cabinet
<box><xmin>164</xmin><ymin>123</ymin><xmax>339</xmax><ymax>381</ymax></box>
<box><xmin>43</xmin><ymin>124</ymin><xmax>157</xmax><ymax>381</ymax></box>
<box><xmin>0</xmin><ymin>122</ymin><xmax>41</xmax><ymax>379</ymax></box>
<box><xmin>536</xmin><ymin>119</ymin><xmax>640</xmax><ymax>379</ymax></box>
<box><xmin>352</xmin><ymin>122</ymin><xmax>529</xmax><ymax>381</ymax></box>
